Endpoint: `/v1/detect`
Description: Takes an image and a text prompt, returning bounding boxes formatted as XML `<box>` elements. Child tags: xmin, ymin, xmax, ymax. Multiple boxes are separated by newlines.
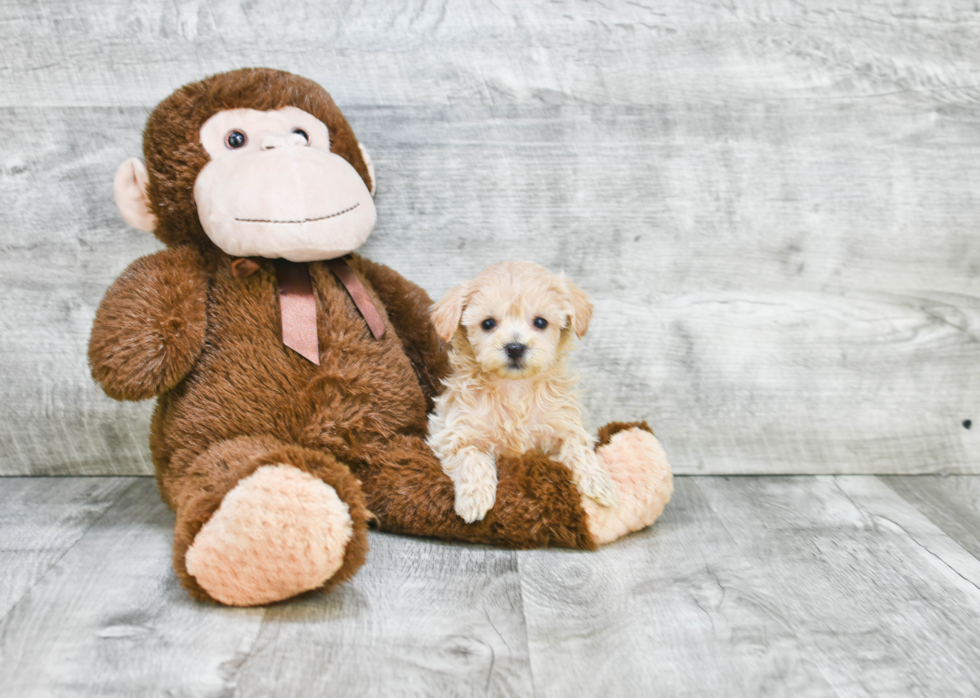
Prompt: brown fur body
<box><xmin>88</xmin><ymin>69</ymin><xmax>640</xmax><ymax>604</ymax></box>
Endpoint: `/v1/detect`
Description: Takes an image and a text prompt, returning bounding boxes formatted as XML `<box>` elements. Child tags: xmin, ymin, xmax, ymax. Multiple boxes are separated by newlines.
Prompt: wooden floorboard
<box><xmin>0</xmin><ymin>479</ymin><xmax>268</xmax><ymax>697</ymax></box>
<box><xmin>519</xmin><ymin>478</ymin><xmax>837</xmax><ymax>697</ymax></box>
<box><xmin>881</xmin><ymin>475</ymin><xmax>980</xmax><ymax>563</ymax></box>
<box><xmin>520</xmin><ymin>475</ymin><xmax>980</xmax><ymax>697</ymax></box>
<box><xmin>697</xmin><ymin>476</ymin><xmax>980</xmax><ymax>697</ymax></box>
<box><xmin>1</xmin><ymin>475</ymin><xmax>980</xmax><ymax>696</ymax></box>
<box><xmin>0</xmin><ymin>477</ymin><xmax>134</xmax><ymax>622</ymax></box>
<box><xmin>230</xmin><ymin>535</ymin><xmax>531</xmax><ymax>698</ymax></box>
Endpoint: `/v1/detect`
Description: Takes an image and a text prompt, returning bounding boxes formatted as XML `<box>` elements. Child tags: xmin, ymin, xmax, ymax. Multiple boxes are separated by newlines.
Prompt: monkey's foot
<box><xmin>582</xmin><ymin>427</ymin><xmax>673</xmax><ymax>545</ymax></box>
<box><xmin>185</xmin><ymin>464</ymin><xmax>353</xmax><ymax>606</ymax></box>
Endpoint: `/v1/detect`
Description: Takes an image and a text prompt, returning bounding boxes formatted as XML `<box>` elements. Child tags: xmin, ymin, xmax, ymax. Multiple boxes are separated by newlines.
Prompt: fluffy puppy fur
<box><xmin>427</xmin><ymin>261</ymin><xmax>618</xmax><ymax>523</ymax></box>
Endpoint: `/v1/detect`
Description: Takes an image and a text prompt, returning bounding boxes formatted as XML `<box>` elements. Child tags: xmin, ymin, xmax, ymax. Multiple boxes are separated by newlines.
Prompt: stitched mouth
<box><xmin>235</xmin><ymin>203</ymin><xmax>360</xmax><ymax>224</ymax></box>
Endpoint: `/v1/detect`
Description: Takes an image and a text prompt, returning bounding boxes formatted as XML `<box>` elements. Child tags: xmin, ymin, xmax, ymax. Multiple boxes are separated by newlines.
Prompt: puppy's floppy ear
<box><xmin>563</xmin><ymin>277</ymin><xmax>593</xmax><ymax>339</ymax></box>
<box><xmin>432</xmin><ymin>282</ymin><xmax>471</xmax><ymax>341</ymax></box>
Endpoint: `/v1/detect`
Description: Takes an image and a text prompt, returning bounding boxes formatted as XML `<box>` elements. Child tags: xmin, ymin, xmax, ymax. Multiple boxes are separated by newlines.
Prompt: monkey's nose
<box><xmin>504</xmin><ymin>343</ymin><xmax>527</xmax><ymax>360</ymax></box>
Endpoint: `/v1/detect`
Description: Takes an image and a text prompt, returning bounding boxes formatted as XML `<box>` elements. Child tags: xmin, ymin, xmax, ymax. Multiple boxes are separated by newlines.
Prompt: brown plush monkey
<box><xmin>89</xmin><ymin>68</ymin><xmax>672</xmax><ymax>607</ymax></box>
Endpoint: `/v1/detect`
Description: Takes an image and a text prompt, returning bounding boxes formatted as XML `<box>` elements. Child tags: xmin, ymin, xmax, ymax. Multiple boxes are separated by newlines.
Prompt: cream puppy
<box><xmin>427</xmin><ymin>261</ymin><xmax>618</xmax><ymax>523</ymax></box>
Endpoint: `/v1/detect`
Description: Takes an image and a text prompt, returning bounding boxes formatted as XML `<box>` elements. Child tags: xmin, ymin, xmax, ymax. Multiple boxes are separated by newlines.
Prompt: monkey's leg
<box><xmin>170</xmin><ymin>436</ymin><xmax>370</xmax><ymax>606</ymax></box>
<box><xmin>357</xmin><ymin>424</ymin><xmax>671</xmax><ymax>549</ymax></box>
<box><xmin>356</xmin><ymin>434</ymin><xmax>597</xmax><ymax>550</ymax></box>
<box><xmin>582</xmin><ymin>422</ymin><xmax>674</xmax><ymax>545</ymax></box>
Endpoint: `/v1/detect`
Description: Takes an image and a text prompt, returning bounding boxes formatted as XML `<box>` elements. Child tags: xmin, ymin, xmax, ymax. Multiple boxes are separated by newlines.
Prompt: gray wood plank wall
<box><xmin>1</xmin><ymin>0</ymin><xmax>978</xmax><ymax>475</ymax></box>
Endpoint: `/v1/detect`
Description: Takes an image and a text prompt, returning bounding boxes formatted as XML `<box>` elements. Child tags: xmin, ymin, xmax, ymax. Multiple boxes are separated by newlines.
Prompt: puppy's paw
<box><xmin>444</xmin><ymin>448</ymin><xmax>498</xmax><ymax>523</ymax></box>
<box><xmin>567</xmin><ymin>449</ymin><xmax>619</xmax><ymax>508</ymax></box>
<box><xmin>576</xmin><ymin>466</ymin><xmax>619</xmax><ymax>508</ymax></box>
<box><xmin>454</xmin><ymin>485</ymin><xmax>497</xmax><ymax>523</ymax></box>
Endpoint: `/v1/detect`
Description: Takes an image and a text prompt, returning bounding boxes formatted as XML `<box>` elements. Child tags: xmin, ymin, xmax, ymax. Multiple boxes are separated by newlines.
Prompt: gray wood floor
<box><xmin>1</xmin><ymin>476</ymin><xmax>978</xmax><ymax>696</ymax></box>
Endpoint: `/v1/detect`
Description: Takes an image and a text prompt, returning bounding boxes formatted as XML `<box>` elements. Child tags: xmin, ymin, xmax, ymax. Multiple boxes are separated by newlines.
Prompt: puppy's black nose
<box><xmin>504</xmin><ymin>343</ymin><xmax>527</xmax><ymax>360</ymax></box>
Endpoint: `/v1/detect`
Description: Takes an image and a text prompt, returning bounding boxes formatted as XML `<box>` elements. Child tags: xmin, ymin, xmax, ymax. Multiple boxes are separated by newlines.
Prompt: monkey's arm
<box><xmin>89</xmin><ymin>246</ymin><xmax>209</xmax><ymax>401</ymax></box>
<box><xmin>349</xmin><ymin>255</ymin><xmax>450</xmax><ymax>410</ymax></box>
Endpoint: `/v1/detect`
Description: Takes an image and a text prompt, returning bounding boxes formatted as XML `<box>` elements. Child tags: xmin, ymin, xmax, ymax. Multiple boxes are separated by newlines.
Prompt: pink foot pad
<box><xmin>185</xmin><ymin>464</ymin><xmax>353</xmax><ymax>606</ymax></box>
<box><xmin>583</xmin><ymin>427</ymin><xmax>673</xmax><ymax>545</ymax></box>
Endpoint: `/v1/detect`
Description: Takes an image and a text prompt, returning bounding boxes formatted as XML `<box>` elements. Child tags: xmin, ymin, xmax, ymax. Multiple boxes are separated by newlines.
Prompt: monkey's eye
<box><xmin>293</xmin><ymin>128</ymin><xmax>310</xmax><ymax>144</ymax></box>
<box><xmin>225</xmin><ymin>130</ymin><xmax>247</xmax><ymax>149</ymax></box>
<box><xmin>533</xmin><ymin>317</ymin><xmax>548</xmax><ymax>330</ymax></box>
<box><xmin>481</xmin><ymin>318</ymin><xmax>497</xmax><ymax>331</ymax></box>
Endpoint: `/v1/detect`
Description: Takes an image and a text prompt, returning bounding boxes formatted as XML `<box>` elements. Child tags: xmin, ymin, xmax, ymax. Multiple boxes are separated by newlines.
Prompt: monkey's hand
<box><xmin>441</xmin><ymin>446</ymin><xmax>498</xmax><ymax>523</ymax></box>
<box><xmin>89</xmin><ymin>247</ymin><xmax>209</xmax><ymax>401</ymax></box>
<box><xmin>561</xmin><ymin>444</ymin><xmax>619</xmax><ymax>508</ymax></box>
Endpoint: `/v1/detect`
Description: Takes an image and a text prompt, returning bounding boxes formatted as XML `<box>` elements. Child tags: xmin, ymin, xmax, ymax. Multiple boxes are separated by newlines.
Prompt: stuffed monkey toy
<box><xmin>89</xmin><ymin>68</ymin><xmax>672</xmax><ymax>607</ymax></box>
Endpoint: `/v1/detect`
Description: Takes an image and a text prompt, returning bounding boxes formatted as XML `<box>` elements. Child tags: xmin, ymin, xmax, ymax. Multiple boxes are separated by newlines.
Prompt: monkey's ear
<box><xmin>358</xmin><ymin>143</ymin><xmax>376</xmax><ymax>197</ymax></box>
<box><xmin>113</xmin><ymin>158</ymin><xmax>157</xmax><ymax>232</ymax></box>
<box><xmin>563</xmin><ymin>278</ymin><xmax>594</xmax><ymax>339</ymax></box>
<box><xmin>431</xmin><ymin>282</ymin><xmax>470</xmax><ymax>341</ymax></box>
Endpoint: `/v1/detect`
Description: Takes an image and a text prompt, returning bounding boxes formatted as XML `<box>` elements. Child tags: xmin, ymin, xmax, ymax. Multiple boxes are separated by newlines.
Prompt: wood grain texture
<box><xmin>520</xmin><ymin>476</ymin><xmax>980</xmax><ymax>697</ymax></box>
<box><xmin>231</xmin><ymin>535</ymin><xmax>532</xmax><ymax>698</ymax></box>
<box><xmin>0</xmin><ymin>478</ymin><xmax>269</xmax><ymax>697</ymax></box>
<box><xmin>7</xmin><ymin>475</ymin><xmax>980</xmax><ymax>696</ymax></box>
<box><xmin>4</xmin><ymin>0</ymin><xmax>980</xmax><ymax>111</ymax></box>
<box><xmin>2</xmin><ymin>0</ymin><xmax>980</xmax><ymax>474</ymax></box>
<box><xmin>701</xmin><ymin>475</ymin><xmax>980</xmax><ymax>697</ymax></box>
<box><xmin>882</xmin><ymin>474</ymin><xmax>980</xmax><ymax>562</ymax></box>
<box><xmin>0</xmin><ymin>108</ymin><xmax>159</xmax><ymax>476</ymax></box>
<box><xmin>519</xmin><ymin>479</ymin><xmax>835</xmax><ymax>697</ymax></box>
<box><xmin>0</xmin><ymin>477</ymin><xmax>134</xmax><ymax>621</ymax></box>
<box><xmin>0</xmin><ymin>477</ymin><xmax>530</xmax><ymax>697</ymax></box>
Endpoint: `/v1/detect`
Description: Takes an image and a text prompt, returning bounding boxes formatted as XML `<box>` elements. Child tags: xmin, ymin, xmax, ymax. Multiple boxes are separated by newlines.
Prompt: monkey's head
<box><xmin>114</xmin><ymin>68</ymin><xmax>377</xmax><ymax>262</ymax></box>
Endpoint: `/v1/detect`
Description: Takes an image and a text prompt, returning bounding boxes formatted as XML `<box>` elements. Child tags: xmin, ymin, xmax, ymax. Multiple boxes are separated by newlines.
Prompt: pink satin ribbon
<box><xmin>270</xmin><ymin>257</ymin><xmax>385</xmax><ymax>365</ymax></box>
<box><xmin>274</xmin><ymin>259</ymin><xmax>321</xmax><ymax>364</ymax></box>
<box><xmin>325</xmin><ymin>258</ymin><xmax>386</xmax><ymax>341</ymax></box>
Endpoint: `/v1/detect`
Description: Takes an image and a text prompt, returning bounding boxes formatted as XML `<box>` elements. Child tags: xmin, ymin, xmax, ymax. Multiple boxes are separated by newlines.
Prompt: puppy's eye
<box><xmin>481</xmin><ymin>318</ymin><xmax>497</xmax><ymax>331</ymax></box>
<box><xmin>293</xmin><ymin>128</ymin><xmax>309</xmax><ymax>144</ymax></box>
<box><xmin>225</xmin><ymin>130</ymin><xmax>247</xmax><ymax>149</ymax></box>
<box><xmin>533</xmin><ymin>317</ymin><xmax>548</xmax><ymax>330</ymax></box>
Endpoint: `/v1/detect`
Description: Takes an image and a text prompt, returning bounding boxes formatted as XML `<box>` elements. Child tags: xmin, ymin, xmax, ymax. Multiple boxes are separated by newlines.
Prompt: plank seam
<box><xmin>514</xmin><ymin>552</ymin><xmax>539</xmax><ymax>698</ymax></box>
<box><xmin>0</xmin><ymin>477</ymin><xmax>142</xmax><ymax>625</ymax></box>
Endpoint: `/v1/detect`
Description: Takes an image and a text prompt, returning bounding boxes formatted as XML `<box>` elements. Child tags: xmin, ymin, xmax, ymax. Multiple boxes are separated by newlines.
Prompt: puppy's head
<box><xmin>432</xmin><ymin>261</ymin><xmax>593</xmax><ymax>379</ymax></box>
